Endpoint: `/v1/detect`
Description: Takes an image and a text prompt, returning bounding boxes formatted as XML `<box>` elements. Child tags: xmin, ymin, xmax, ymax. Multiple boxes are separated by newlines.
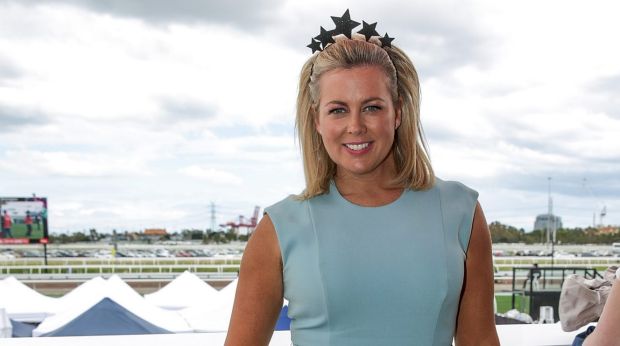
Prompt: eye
<box><xmin>328</xmin><ymin>107</ymin><xmax>346</xmax><ymax>115</ymax></box>
<box><xmin>363</xmin><ymin>105</ymin><xmax>382</xmax><ymax>112</ymax></box>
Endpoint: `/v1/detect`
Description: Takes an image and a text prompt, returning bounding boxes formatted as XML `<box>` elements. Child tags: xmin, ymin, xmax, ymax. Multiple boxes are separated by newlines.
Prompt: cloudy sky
<box><xmin>1</xmin><ymin>0</ymin><xmax>618</xmax><ymax>233</ymax></box>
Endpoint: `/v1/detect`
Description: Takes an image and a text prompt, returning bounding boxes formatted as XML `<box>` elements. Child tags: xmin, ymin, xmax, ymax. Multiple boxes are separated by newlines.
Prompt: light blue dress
<box><xmin>264</xmin><ymin>178</ymin><xmax>478</xmax><ymax>346</ymax></box>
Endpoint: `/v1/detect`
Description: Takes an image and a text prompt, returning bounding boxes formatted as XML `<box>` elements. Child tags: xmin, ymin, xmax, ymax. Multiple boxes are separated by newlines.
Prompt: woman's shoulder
<box><xmin>264</xmin><ymin>194</ymin><xmax>313</xmax><ymax>226</ymax></box>
<box><xmin>264</xmin><ymin>194</ymin><xmax>315</xmax><ymax>246</ymax></box>
<box><xmin>432</xmin><ymin>177</ymin><xmax>479</xmax><ymax>200</ymax></box>
<box><xmin>432</xmin><ymin>178</ymin><xmax>480</xmax><ymax>254</ymax></box>
<box><xmin>265</xmin><ymin>194</ymin><xmax>306</xmax><ymax>214</ymax></box>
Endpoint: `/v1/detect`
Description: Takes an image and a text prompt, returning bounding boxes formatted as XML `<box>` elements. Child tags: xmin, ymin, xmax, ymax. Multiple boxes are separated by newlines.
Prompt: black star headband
<box><xmin>306</xmin><ymin>9</ymin><xmax>395</xmax><ymax>53</ymax></box>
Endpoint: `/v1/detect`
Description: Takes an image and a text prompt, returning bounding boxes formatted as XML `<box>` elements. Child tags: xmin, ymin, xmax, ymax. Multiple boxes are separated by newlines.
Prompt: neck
<box><xmin>333</xmin><ymin>155</ymin><xmax>403</xmax><ymax>206</ymax></box>
<box><xmin>335</xmin><ymin>152</ymin><xmax>399</xmax><ymax>188</ymax></box>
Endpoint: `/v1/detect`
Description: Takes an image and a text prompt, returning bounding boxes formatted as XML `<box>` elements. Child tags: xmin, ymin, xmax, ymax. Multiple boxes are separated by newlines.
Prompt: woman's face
<box><xmin>315</xmin><ymin>65</ymin><xmax>400</xmax><ymax>179</ymax></box>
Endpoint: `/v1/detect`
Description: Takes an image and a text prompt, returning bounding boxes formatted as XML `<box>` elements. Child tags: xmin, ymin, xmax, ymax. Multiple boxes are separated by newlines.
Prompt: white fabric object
<box><xmin>179</xmin><ymin>279</ymin><xmax>289</xmax><ymax>332</ymax></box>
<box><xmin>144</xmin><ymin>271</ymin><xmax>219</xmax><ymax>310</ymax></box>
<box><xmin>0</xmin><ymin>308</ymin><xmax>13</xmax><ymax>338</ymax></box>
<box><xmin>33</xmin><ymin>275</ymin><xmax>192</xmax><ymax>336</ymax></box>
<box><xmin>179</xmin><ymin>278</ymin><xmax>238</xmax><ymax>332</ymax></box>
<box><xmin>0</xmin><ymin>276</ymin><xmax>59</xmax><ymax>322</ymax></box>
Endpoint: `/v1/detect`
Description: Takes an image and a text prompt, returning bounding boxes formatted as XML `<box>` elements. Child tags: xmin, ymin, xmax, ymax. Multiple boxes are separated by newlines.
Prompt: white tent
<box><xmin>179</xmin><ymin>278</ymin><xmax>239</xmax><ymax>332</ymax></box>
<box><xmin>178</xmin><ymin>279</ymin><xmax>289</xmax><ymax>332</ymax></box>
<box><xmin>178</xmin><ymin>278</ymin><xmax>237</xmax><ymax>332</ymax></box>
<box><xmin>54</xmin><ymin>276</ymin><xmax>107</xmax><ymax>309</ymax></box>
<box><xmin>144</xmin><ymin>271</ymin><xmax>219</xmax><ymax>310</ymax></box>
<box><xmin>33</xmin><ymin>275</ymin><xmax>192</xmax><ymax>336</ymax></box>
<box><xmin>37</xmin><ymin>297</ymin><xmax>173</xmax><ymax>337</ymax></box>
<box><xmin>0</xmin><ymin>276</ymin><xmax>59</xmax><ymax>322</ymax></box>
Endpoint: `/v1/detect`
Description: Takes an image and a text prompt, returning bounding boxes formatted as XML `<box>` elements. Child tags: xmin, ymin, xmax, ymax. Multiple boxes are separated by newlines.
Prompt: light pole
<box><xmin>547</xmin><ymin>177</ymin><xmax>555</xmax><ymax>268</ymax></box>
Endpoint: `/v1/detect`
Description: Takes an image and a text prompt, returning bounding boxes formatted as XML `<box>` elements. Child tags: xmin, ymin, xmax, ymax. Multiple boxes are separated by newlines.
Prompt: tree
<box><xmin>489</xmin><ymin>221</ymin><xmax>523</xmax><ymax>243</ymax></box>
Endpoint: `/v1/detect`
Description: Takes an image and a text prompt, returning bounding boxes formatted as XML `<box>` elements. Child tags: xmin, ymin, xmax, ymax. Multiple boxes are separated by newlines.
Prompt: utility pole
<box><xmin>210</xmin><ymin>202</ymin><xmax>216</xmax><ymax>232</ymax></box>
<box><xmin>546</xmin><ymin>177</ymin><xmax>551</xmax><ymax>246</ymax></box>
<box><xmin>593</xmin><ymin>212</ymin><xmax>596</xmax><ymax>228</ymax></box>
<box><xmin>547</xmin><ymin>177</ymin><xmax>555</xmax><ymax>267</ymax></box>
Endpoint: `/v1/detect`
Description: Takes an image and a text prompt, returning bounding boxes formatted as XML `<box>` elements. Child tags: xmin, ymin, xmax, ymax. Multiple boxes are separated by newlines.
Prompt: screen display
<box><xmin>0</xmin><ymin>197</ymin><xmax>48</xmax><ymax>244</ymax></box>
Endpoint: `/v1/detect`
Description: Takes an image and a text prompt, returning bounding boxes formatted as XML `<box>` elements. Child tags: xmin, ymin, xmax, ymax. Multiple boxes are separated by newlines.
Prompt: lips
<box><xmin>344</xmin><ymin>142</ymin><xmax>370</xmax><ymax>151</ymax></box>
<box><xmin>342</xmin><ymin>141</ymin><xmax>373</xmax><ymax>154</ymax></box>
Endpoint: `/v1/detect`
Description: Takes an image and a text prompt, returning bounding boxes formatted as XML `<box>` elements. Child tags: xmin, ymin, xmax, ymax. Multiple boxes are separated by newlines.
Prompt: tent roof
<box><xmin>41</xmin><ymin>297</ymin><xmax>171</xmax><ymax>337</ymax></box>
<box><xmin>33</xmin><ymin>275</ymin><xmax>192</xmax><ymax>336</ymax></box>
<box><xmin>0</xmin><ymin>276</ymin><xmax>58</xmax><ymax>322</ymax></box>
<box><xmin>179</xmin><ymin>278</ymin><xmax>240</xmax><ymax>332</ymax></box>
<box><xmin>144</xmin><ymin>271</ymin><xmax>219</xmax><ymax>310</ymax></box>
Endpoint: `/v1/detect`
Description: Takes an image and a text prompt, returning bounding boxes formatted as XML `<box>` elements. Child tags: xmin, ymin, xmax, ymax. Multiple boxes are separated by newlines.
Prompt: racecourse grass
<box><xmin>495</xmin><ymin>294</ymin><xmax>530</xmax><ymax>314</ymax></box>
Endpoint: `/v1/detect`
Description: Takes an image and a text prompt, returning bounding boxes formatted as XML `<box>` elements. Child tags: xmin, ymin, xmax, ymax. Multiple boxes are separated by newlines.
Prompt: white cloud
<box><xmin>0</xmin><ymin>149</ymin><xmax>149</xmax><ymax>177</ymax></box>
<box><xmin>0</xmin><ymin>3</ymin><xmax>303</xmax><ymax>126</ymax></box>
<box><xmin>1</xmin><ymin>0</ymin><xmax>619</xmax><ymax>232</ymax></box>
<box><xmin>179</xmin><ymin>166</ymin><xmax>243</xmax><ymax>185</ymax></box>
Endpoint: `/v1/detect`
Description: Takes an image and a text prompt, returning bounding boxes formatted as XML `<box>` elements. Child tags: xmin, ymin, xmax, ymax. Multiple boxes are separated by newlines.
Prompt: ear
<box><xmin>314</xmin><ymin>112</ymin><xmax>322</xmax><ymax>135</ymax></box>
<box><xmin>395</xmin><ymin>98</ymin><xmax>402</xmax><ymax>130</ymax></box>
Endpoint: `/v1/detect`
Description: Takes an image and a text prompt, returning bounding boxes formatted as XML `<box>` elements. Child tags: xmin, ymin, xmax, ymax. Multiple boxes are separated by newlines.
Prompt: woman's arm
<box><xmin>454</xmin><ymin>202</ymin><xmax>500</xmax><ymax>346</ymax></box>
<box><xmin>583</xmin><ymin>276</ymin><xmax>620</xmax><ymax>346</ymax></box>
<box><xmin>225</xmin><ymin>214</ymin><xmax>284</xmax><ymax>346</ymax></box>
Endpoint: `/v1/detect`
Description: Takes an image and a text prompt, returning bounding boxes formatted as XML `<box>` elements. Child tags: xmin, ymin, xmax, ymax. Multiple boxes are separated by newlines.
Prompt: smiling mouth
<box><xmin>344</xmin><ymin>142</ymin><xmax>370</xmax><ymax>151</ymax></box>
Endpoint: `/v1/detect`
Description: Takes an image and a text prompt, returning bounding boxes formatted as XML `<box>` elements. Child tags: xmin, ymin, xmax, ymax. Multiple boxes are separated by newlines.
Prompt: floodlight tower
<box><xmin>210</xmin><ymin>202</ymin><xmax>216</xmax><ymax>232</ymax></box>
<box><xmin>546</xmin><ymin>177</ymin><xmax>552</xmax><ymax>246</ymax></box>
<box><xmin>583</xmin><ymin>178</ymin><xmax>608</xmax><ymax>227</ymax></box>
<box><xmin>547</xmin><ymin>177</ymin><xmax>557</xmax><ymax>267</ymax></box>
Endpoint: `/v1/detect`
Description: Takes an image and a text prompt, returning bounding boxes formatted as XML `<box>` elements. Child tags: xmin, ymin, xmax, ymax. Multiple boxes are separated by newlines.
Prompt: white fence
<box><xmin>2</xmin><ymin>256</ymin><xmax>619</xmax><ymax>283</ymax></box>
<box><xmin>493</xmin><ymin>256</ymin><xmax>620</xmax><ymax>267</ymax></box>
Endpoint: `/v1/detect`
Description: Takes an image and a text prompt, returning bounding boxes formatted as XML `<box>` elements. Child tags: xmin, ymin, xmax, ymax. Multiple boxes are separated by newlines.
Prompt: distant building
<box><xmin>142</xmin><ymin>228</ymin><xmax>168</xmax><ymax>242</ymax></box>
<box><xmin>534</xmin><ymin>214</ymin><xmax>563</xmax><ymax>231</ymax></box>
<box><xmin>144</xmin><ymin>228</ymin><xmax>167</xmax><ymax>236</ymax></box>
<box><xmin>596</xmin><ymin>226</ymin><xmax>620</xmax><ymax>235</ymax></box>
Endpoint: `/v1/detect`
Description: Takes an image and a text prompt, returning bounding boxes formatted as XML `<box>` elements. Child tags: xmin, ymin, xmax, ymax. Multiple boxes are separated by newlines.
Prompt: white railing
<box><xmin>0</xmin><ymin>256</ymin><xmax>242</xmax><ymax>266</ymax></box>
<box><xmin>0</xmin><ymin>264</ymin><xmax>239</xmax><ymax>277</ymax></box>
<box><xmin>3</xmin><ymin>256</ymin><xmax>618</xmax><ymax>284</ymax></box>
<box><xmin>493</xmin><ymin>256</ymin><xmax>620</xmax><ymax>267</ymax></box>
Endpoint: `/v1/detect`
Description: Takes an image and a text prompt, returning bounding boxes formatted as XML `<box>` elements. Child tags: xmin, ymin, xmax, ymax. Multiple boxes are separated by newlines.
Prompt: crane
<box><xmin>220</xmin><ymin>206</ymin><xmax>261</xmax><ymax>234</ymax></box>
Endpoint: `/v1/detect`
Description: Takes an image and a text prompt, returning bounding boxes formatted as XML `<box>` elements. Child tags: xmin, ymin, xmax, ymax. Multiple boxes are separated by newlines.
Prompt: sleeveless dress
<box><xmin>264</xmin><ymin>178</ymin><xmax>478</xmax><ymax>346</ymax></box>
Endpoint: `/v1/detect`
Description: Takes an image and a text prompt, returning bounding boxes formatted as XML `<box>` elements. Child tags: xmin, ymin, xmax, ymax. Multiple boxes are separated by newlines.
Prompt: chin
<box><xmin>339</xmin><ymin>164</ymin><xmax>377</xmax><ymax>176</ymax></box>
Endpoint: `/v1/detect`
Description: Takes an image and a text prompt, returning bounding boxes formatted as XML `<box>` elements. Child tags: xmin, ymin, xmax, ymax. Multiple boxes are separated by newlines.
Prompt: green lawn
<box><xmin>496</xmin><ymin>294</ymin><xmax>530</xmax><ymax>314</ymax></box>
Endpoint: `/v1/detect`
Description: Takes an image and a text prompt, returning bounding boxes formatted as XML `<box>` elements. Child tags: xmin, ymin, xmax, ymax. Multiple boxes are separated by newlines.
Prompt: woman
<box><xmin>226</xmin><ymin>11</ymin><xmax>499</xmax><ymax>346</ymax></box>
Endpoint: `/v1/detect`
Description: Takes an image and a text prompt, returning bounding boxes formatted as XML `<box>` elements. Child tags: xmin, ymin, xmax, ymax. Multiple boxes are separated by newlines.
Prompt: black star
<box><xmin>379</xmin><ymin>33</ymin><xmax>395</xmax><ymax>48</ymax></box>
<box><xmin>330</xmin><ymin>9</ymin><xmax>360</xmax><ymax>39</ymax></box>
<box><xmin>357</xmin><ymin>21</ymin><xmax>379</xmax><ymax>41</ymax></box>
<box><xmin>314</xmin><ymin>26</ymin><xmax>335</xmax><ymax>49</ymax></box>
<box><xmin>306</xmin><ymin>39</ymin><xmax>322</xmax><ymax>53</ymax></box>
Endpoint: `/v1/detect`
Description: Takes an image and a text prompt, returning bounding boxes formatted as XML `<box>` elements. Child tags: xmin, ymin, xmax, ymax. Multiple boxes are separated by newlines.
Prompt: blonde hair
<box><xmin>296</xmin><ymin>36</ymin><xmax>434</xmax><ymax>199</ymax></box>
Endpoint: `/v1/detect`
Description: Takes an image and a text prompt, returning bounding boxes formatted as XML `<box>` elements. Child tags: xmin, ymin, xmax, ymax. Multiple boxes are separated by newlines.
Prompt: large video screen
<box><xmin>0</xmin><ymin>197</ymin><xmax>48</xmax><ymax>244</ymax></box>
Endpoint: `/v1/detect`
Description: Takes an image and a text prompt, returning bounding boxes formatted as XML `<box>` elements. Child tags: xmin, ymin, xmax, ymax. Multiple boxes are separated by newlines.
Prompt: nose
<box><xmin>347</xmin><ymin>111</ymin><xmax>366</xmax><ymax>135</ymax></box>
